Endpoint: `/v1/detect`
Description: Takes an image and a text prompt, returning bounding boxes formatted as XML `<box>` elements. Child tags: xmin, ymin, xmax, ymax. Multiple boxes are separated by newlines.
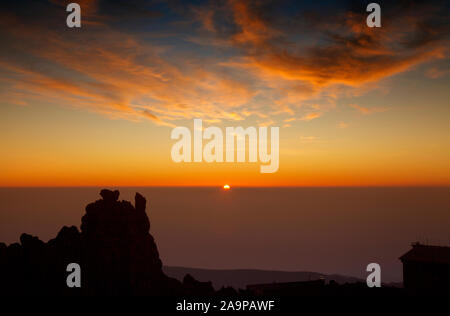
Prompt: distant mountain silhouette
<box><xmin>163</xmin><ymin>266</ymin><xmax>364</xmax><ymax>290</ymax></box>
<box><xmin>0</xmin><ymin>189</ymin><xmax>214</xmax><ymax>295</ymax></box>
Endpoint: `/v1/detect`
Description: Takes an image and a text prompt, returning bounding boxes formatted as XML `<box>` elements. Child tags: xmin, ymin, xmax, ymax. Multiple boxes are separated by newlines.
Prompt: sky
<box><xmin>1</xmin><ymin>0</ymin><xmax>449</xmax><ymax>187</ymax></box>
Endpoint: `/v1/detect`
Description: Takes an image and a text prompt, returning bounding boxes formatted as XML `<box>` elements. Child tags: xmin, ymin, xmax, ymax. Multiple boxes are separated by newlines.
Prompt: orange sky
<box><xmin>0</xmin><ymin>0</ymin><xmax>449</xmax><ymax>187</ymax></box>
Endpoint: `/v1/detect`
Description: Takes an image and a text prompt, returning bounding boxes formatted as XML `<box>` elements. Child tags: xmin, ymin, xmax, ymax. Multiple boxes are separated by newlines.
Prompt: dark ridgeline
<box><xmin>0</xmin><ymin>189</ymin><xmax>216</xmax><ymax>295</ymax></box>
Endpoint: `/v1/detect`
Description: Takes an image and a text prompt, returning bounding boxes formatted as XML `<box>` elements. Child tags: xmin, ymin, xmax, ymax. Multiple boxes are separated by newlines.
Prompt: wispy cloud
<box><xmin>299</xmin><ymin>113</ymin><xmax>321</xmax><ymax>121</ymax></box>
<box><xmin>0</xmin><ymin>0</ymin><xmax>448</xmax><ymax>127</ymax></box>
<box><xmin>203</xmin><ymin>0</ymin><xmax>448</xmax><ymax>115</ymax></box>
<box><xmin>349</xmin><ymin>104</ymin><xmax>388</xmax><ymax>115</ymax></box>
<box><xmin>299</xmin><ymin>136</ymin><xmax>324</xmax><ymax>144</ymax></box>
<box><xmin>425</xmin><ymin>67</ymin><xmax>450</xmax><ymax>79</ymax></box>
<box><xmin>338</xmin><ymin>122</ymin><xmax>349</xmax><ymax>129</ymax></box>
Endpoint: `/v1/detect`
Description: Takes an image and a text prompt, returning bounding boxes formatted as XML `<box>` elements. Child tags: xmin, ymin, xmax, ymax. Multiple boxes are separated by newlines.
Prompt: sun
<box><xmin>223</xmin><ymin>184</ymin><xmax>231</xmax><ymax>190</ymax></box>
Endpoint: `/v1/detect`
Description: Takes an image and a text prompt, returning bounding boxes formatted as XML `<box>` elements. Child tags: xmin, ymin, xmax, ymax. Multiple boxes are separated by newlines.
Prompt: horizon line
<box><xmin>1</xmin><ymin>184</ymin><xmax>449</xmax><ymax>189</ymax></box>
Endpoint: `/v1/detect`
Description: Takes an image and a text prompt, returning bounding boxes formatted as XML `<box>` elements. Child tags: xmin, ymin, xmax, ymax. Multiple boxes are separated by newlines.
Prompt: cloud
<box><xmin>338</xmin><ymin>122</ymin><xmax>348</xmax><ymax>129</ymax></box>
<box><xmin>425</xmin><ymin>67</ymin><xmax>450</xmax><ymax>79</ymax></box>
<box><xmin>226</xmin><ymin>1</ymin><xmax>446</xmax><ymax>82</ymax></box>
<box><xmin>299</xmin><ymin>136</ymin><xmax>321</xmax><ymax>144</ymax></box>
<box><xmin>206</xmin><ymin>0</ymin><xmax>449</xmax><ymax>110</ymax></box>
<box><xmin>0</xmin><ymin>11</ymin><xmax>259</xmax><ymax>125</ymax></box>
<box><xmin>349</xmin><ymin>104</ymin><xmax>388</xmax><ymax>115</ymax></box>
<box><xmin>299</xmin><ymin>113</ymin><xmax>321</xmax><ymax>121</ymax></box>
<box><xmin>0</xmin><ymin>0</ymin><xmax>448</xmax><ymax>127</ymax></box>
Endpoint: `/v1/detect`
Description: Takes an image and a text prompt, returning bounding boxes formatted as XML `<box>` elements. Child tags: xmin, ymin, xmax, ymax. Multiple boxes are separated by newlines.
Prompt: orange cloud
<box><xmin>425</xmin><ymin>67</ymin><xmax>450</xmax><ymax>79</ymax></box>
<box><xmin>338</xmin><ymin>122</ymin><xmax>348</xmax><ymax>129</ymax></box>
<box><xmin>299</xmin><ymin>113</ymin><xmax>321</xmax><ymax>121</ymax></box>
<box><xmin>0</xmin><ymin>19</ymin><xmax>260</xmax><ymax>125</ymax></box>
<box><xmin>0</xmin><ymin>0</ymin><xmax>448</xmax><ymax>129</ymax></box>
<box><xmin>349</xmin><ymin>104</ymin><xmax>388</xmax><ymax>115</ymax></box>
<box><xmin>213</xmin><ymin>0</ymin><xmax>448</xmax><ymax>112</ymax></box>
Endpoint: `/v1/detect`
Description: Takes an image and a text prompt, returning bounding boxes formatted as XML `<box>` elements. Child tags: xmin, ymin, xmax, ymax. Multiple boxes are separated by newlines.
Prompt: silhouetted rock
<box><xmin>216</xmin><ymin>286</ymin><xmax>238</xmax><ymax>296</ymax></box>
<box><xmin>183</xmin><ymin>273</ymin><xmax>215</xmax><ymax>295</ymax></box>
<box><xmin>0</xmin><ymin>189</ymin><xmax>199</xmax><ymax>295</ymax></box>
<box><xmin>100</xmin><ymin>189</ymin><xmax>120</xmax><ymax>202</ymax></box>
<box><xmin>81</xmin><ymin>189</ymin><xmax>170</xmax><ymax>295</ymax></box>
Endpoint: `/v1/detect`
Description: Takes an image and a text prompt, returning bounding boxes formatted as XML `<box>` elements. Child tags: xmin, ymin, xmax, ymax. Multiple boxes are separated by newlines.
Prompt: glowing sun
<box><xmin>223</xmin><ymin>184</ymin><xmax>231</xmax><ymax>190</ymax></box>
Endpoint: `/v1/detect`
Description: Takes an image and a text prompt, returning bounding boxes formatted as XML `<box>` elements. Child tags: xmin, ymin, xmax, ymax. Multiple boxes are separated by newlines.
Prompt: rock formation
<box><xmin>0</xmin><ymin>189</ymin><xmax>212</xmax><ymax>295</ymax></box>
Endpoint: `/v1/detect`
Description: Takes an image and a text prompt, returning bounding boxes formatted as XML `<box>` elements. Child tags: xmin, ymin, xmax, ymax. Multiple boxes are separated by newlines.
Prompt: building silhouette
<box><xmin>400</xmin><ymin>243</ymin><xmax>450</xmax><ymax>291</ymax></box>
